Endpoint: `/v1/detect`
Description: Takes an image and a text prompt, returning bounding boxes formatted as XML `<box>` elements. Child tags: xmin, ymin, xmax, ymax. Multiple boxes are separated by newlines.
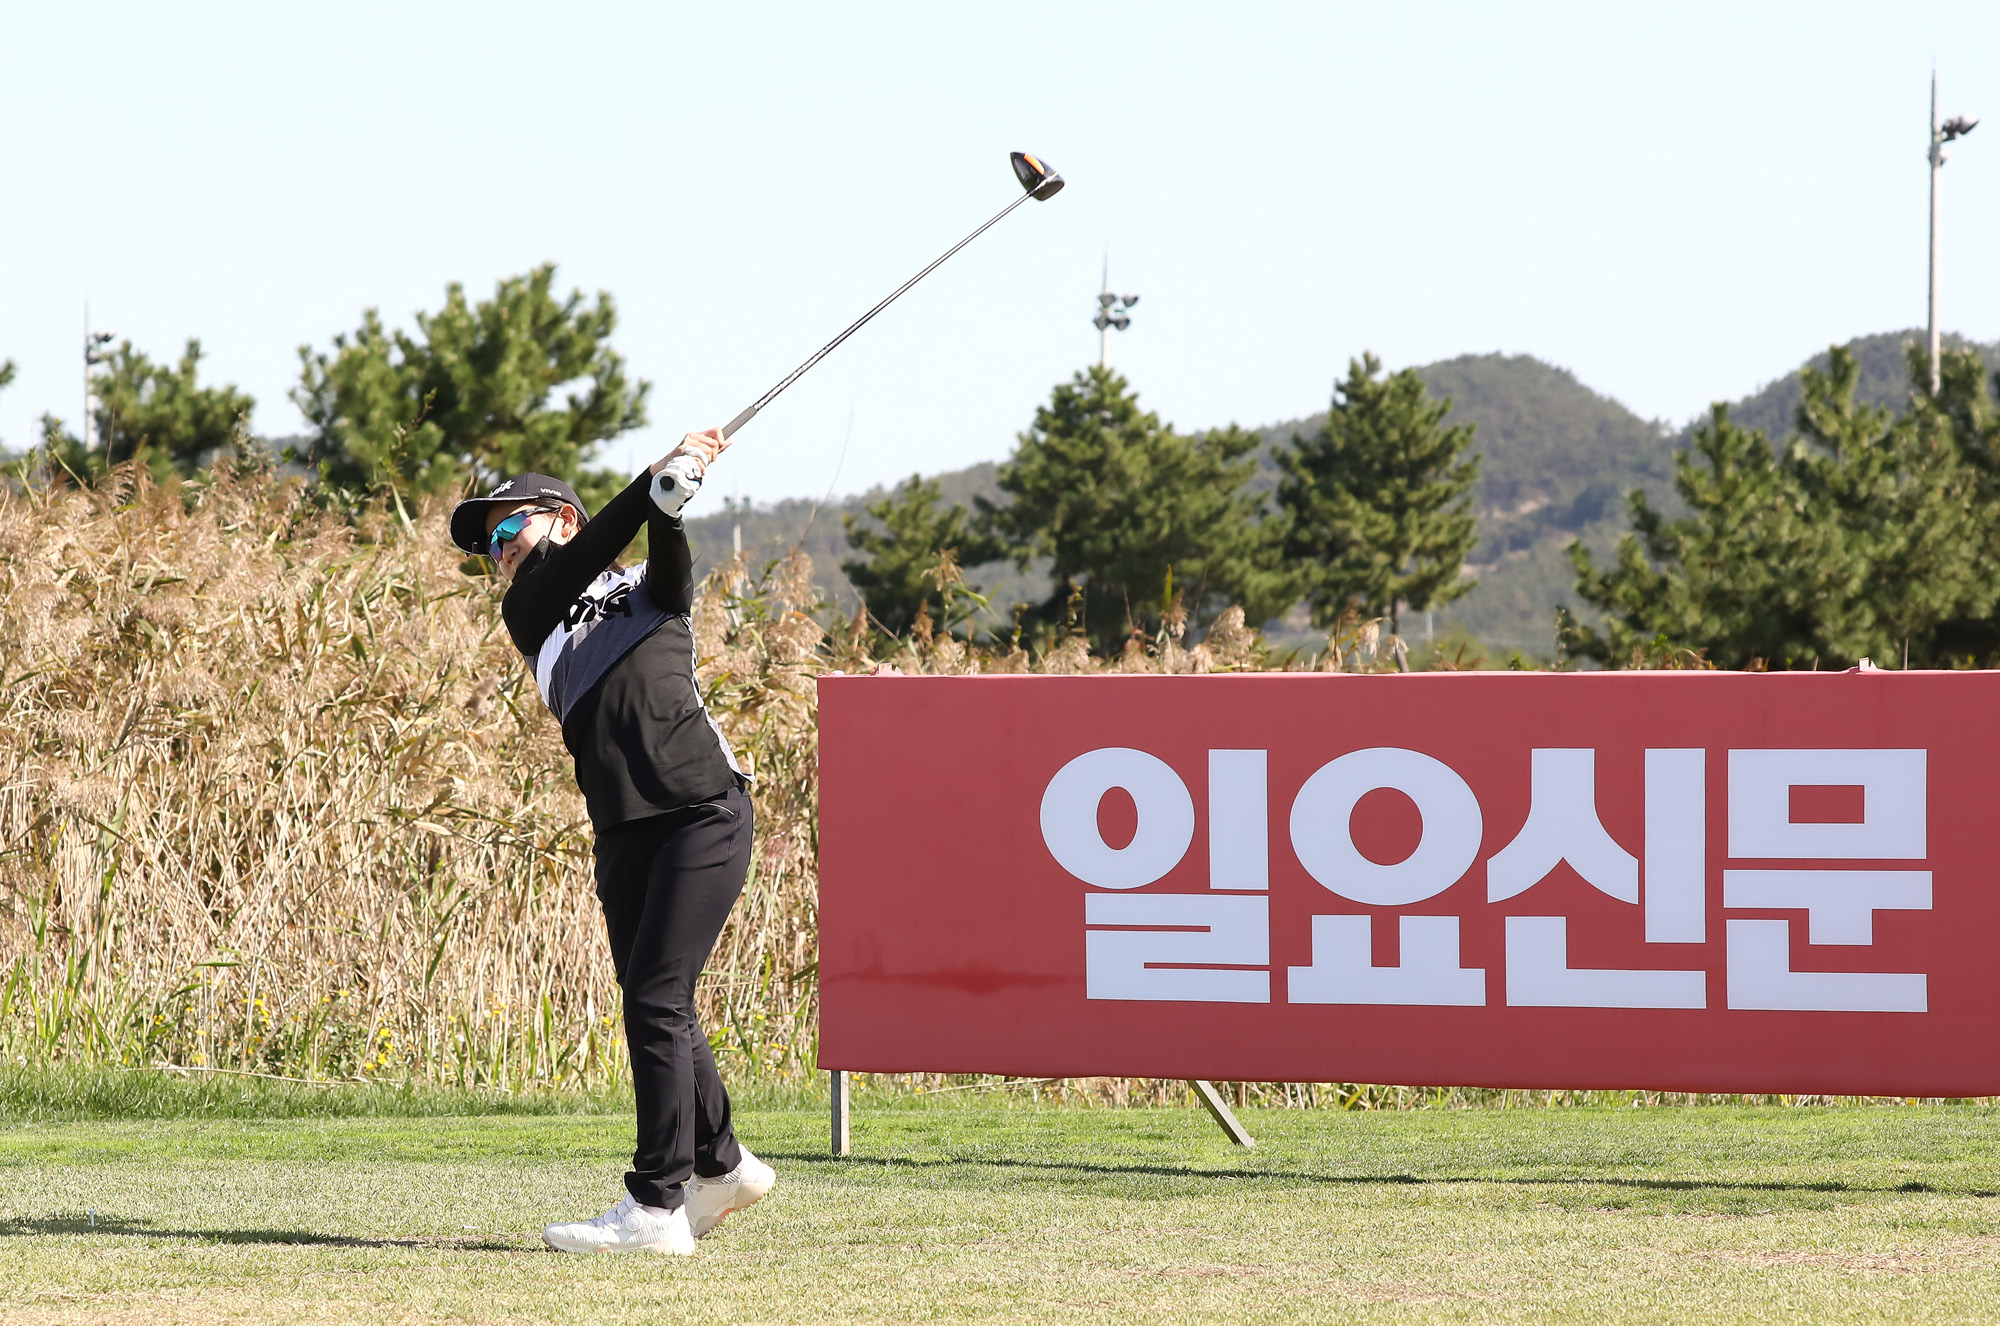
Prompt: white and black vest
<box><xmin>521</xmin><ymin>562</ymin><xmax>743</xmax><ymax>827</ymax></box>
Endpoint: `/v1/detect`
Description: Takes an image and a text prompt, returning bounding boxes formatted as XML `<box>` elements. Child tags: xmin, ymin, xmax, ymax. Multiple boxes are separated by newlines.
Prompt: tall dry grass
<box><xmin>0</xmin><ymin>464</ymin><xmax>832</xmax><ymax>1088</ymax></box>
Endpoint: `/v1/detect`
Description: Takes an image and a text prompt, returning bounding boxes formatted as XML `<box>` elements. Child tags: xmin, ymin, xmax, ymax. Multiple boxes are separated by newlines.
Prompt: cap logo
<box><xmin>492</xmin><ymin>480</ymin><xmax>516</xmax><ymax>496</ymax></box>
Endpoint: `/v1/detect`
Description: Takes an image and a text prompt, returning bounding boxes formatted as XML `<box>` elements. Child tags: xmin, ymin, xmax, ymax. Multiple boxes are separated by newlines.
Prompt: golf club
<box><xmin>719</xmin><ymin>151</ymin><xmax>1065</xmax><ymax>439</ymax></box>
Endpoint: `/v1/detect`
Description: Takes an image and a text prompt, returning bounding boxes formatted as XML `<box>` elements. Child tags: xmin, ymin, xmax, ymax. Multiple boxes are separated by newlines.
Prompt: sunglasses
<box><xmin>487</xmin><ymin>505</ymin><xmax>559</xmax><ymax>558</ymax></box>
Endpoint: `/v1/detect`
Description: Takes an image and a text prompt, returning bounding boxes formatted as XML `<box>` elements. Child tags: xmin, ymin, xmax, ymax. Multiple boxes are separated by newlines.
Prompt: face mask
<box><xmin>511</xmin><ymin>537</ymin><xmax>556</xmax><ymax>581</ymax></box>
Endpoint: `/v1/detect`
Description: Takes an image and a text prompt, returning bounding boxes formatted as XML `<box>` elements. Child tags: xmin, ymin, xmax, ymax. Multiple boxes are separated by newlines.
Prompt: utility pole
<box><xmin>82</xmin><ymin>305</ymin><xmax>114</xmax><ymax>453</ymax></box>
<box><xmin>1092</xmin><ymin>253</ymin><xmax>1138</xmax><ymax>367</ymax></box>
<box><xmin>83</xmin><ymin>305</ymin><xmax>93</xmax><ymax>454</ymax></box>
<box><xmin>1926</xmin><ymin>73</ymin><xmax>1979</xmax><ymax>395</ymax></box>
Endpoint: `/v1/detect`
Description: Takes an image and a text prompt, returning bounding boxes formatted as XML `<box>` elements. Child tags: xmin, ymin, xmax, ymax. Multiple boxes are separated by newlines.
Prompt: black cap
<box><xmin>449</xmin><ymin>473</ymin><xmax>590</xmax><ymax>555</ymax></box>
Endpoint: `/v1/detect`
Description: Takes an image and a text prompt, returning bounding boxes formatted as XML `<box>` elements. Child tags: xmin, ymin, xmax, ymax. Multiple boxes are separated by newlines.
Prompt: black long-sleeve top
<box><xmin>501</xmin><ymin>472</ymin><xmax>742</xmax><ymax>829</ymax></box>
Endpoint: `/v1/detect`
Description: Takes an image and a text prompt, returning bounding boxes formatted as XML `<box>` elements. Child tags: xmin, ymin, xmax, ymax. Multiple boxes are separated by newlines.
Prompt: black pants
<box><xmin>593</xmin><ymin>784</ymin><xmax>752</xmax><ymax>1209</ymax></box>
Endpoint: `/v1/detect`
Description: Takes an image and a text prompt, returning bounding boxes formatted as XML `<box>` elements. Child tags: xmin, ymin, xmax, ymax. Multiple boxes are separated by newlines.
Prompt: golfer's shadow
<box><xmin>762</xmin><ymin>1151</ymin><xmax>1979</xmax><ymax>1198</ymax></box>
<box><xmin>0</xmin><ymin>1214</ymin><xmax>523</xmax><ymax>1252</ymax></box>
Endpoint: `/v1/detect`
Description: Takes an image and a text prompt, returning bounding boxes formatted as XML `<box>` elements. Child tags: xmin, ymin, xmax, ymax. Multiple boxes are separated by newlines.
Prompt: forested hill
<box><xmin>682</xmin><ymin>331</ymin><xmax>1998</xmax><ymax>655</ymax></box>
<box><xmin>1681</xmin><ymin>331</ymin><xmax>2000</xmax><ymax>444</ymax></box>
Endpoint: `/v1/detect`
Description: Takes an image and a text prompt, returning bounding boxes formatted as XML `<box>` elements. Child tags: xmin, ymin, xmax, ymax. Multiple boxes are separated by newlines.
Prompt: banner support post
<box><xmin>1187</xmin><ymin>1079</ymin><xmax>1256</xmax><ymax>1147</ymax></box>
<box><xmin>830</xmin><ymin>1070</ymin><xmax>851</xmax><ymax>1156</ymax></box>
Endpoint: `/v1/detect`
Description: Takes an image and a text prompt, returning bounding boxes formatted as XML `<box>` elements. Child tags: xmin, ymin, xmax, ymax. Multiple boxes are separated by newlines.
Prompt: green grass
<box><xmin>4</xmin><ymin>1094</ymin><xmax>2000</xmax><ymax>1322</ymax></box>
<box><xmin>0</xmin><ymin>1067</ymin><xmax>622</xmax><ymax>1123</ymax></box>
<box><xmin>0</xmin><ymin>1066</ymin><xmax>827</xmax><ymax>1123</ymax></box>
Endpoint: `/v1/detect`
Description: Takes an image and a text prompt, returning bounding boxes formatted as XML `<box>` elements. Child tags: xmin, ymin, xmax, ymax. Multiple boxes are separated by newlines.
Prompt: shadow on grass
<box><xmin>0</xmin><ymin>1215</ymin><xmax>528</xmax><ymax>1252</ymax></box>
<box><xmin>761</xmin><ymin>1152</ymin><xmax>1990</xmax><ymax>1199</ymax></box>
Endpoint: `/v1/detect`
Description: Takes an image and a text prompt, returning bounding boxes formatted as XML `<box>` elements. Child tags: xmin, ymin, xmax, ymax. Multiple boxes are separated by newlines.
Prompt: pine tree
<box><xmin>33</xmin><ymin>341</ymin><xmax>255</xmax><ymax>484</ymax></box>
<box><xmin>980</xmin><ymin>365</ymin><xmax>1275</xmax><ymax>651</ymax></box>
<box><xmin>1567</xmin><ymin>400</ymin><xmax>1813</xmax><ymax>665</ymax></box>
<box><xmin>1920</xmin><ymin>344</ymin><xmax>2000</xmax><ymax>662</ymax></box>
<box><xmin>843</xmin><ymin>475</ymin><xmax>1003</xmax><ymax>635</ymax></box>
<box><xmin>293</xmin><ymin>264</ymin><xmax>648</xmax><ymax>496</ymax></box>
<box><xmin>1275</xmin><ymin>353</ymin><xmax>1480</xmax><ymax>653</ymax></box>
<box><xmin>1570</xmin><ymin>345</ymin><xmax>2000</xmax><ymax>668</ymax></box>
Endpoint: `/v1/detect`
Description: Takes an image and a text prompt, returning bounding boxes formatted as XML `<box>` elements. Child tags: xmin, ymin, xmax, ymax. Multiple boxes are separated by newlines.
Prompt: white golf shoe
<box><xmin>685</xmin><ymin>1146</ymin><xmax>776</xmax><ymax>1238</ymax></box>
<box><xmin>541</xmin><ymin>1193</ymin><xmax>696</xmax><ymax>1255</ymax></box>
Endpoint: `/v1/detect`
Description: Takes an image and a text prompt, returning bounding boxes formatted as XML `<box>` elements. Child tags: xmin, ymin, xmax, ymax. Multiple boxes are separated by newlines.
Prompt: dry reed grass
<box><xmin>0</xmin><ymin>463</ymin><xmax>834</xmax><ymax>1089</ymax></box>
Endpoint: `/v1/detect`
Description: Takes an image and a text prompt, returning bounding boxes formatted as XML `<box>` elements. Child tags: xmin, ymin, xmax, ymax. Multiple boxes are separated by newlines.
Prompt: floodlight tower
<box><xmin>1927</xmin><ymin>72</ymin><xmax>1979</xmax><ymax>395</ymax></box>
<box><xmin>1093</xmin><ymin>254</ymin><xmax>1138</xmax><ymax>367</ymax></box>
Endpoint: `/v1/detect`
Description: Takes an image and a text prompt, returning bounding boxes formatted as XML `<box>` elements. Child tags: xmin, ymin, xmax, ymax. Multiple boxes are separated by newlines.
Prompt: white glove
<box><xmin>650</xmin><ymin>454</ymin><xmax>705</xmax><ymax>518</ymax></box>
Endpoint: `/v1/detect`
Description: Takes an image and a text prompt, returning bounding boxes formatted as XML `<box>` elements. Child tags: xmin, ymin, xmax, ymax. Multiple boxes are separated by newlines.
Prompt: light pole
<box><xmin>82</xmin><ymin>305</ymin><xmax>114</xmax><ymax>453</ymax></box>
<box><xmin>1092</xmin><ymin>254</ymin><xmax>1138</xmax><ymax>367</ymax></box>
<box><xmin>1926</xmin><ymin>73</ymin><xmax>1978</xmax><ymax>396</ymax></box>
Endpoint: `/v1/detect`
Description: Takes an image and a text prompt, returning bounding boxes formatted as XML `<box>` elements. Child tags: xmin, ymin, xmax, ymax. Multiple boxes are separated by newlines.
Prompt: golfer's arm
<box><xmin>501</xmin><ymin>474</ymin><xmax>655</xmax><ymax>652</ymax></box>
<box><xmin>645</xmin><ymin>511</ymin><xmax>695</xmax><ymax>616</ymax></box>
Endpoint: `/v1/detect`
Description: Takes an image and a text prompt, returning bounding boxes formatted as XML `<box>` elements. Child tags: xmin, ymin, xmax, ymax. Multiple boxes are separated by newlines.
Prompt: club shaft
<box><xmin>722</xmin><ymin>188</ymin><xmax>1038</xmax><ymax>439</ymax></box>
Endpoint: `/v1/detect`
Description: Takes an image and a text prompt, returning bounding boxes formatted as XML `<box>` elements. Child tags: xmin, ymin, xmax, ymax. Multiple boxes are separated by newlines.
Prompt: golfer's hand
<box><xmin>652</xmin><ymin>428</ymin><xmax>730</xmax><ymax>475</ymax></box>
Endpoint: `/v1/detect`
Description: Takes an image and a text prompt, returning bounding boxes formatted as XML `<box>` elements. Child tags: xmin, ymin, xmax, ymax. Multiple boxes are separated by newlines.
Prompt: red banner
<box><xmin>817</xmin><ymin>671</ymin><xmax>2000</xmax><ymax>1096</ymax></box>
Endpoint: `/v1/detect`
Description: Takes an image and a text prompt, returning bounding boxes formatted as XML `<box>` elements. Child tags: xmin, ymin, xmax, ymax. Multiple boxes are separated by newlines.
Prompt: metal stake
<box><xmin>830</xmin><ymin>1069</ymin><xmax>851</xmax><ymax>1157</ymax></box>
<box><xmin>1187</xmin><ymin>1079</ymin><xmax>1256</xmax><ymax>1147</ymax></box>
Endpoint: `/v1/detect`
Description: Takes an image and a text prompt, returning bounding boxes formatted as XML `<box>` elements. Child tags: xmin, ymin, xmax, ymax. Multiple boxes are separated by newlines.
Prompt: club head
<box><xmin>1010</xmin><ymin>151</ymin><xmax>1065</xmax><ymax>200</ymax></box>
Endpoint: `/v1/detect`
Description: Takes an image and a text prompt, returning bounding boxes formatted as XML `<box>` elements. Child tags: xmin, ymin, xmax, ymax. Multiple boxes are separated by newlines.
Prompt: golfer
<box><xmin>450</xmin><ymin>428</ymin><xmax>774</xmax><ymax>1256</ymax></box>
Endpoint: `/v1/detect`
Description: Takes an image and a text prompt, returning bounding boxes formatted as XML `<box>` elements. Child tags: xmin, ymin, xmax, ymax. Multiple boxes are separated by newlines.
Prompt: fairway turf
<box><xmin>3</xmin><ymin>1103</ymin><xmax>2000</xmax><ymax>1322</ymax></box>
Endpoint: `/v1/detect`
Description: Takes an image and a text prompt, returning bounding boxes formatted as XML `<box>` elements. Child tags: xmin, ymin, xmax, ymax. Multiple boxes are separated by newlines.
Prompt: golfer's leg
<box><xmin>689</xmin><ymin>1024</ymin><xmax>742</xmax><ymax>1178</ymax></box>
<box><xmin>540</xmin><ymin>809</ymin><xmax>698</xmax><ymax>1259</ymax></box>
<box><xmin>623</xmin><ymin>791</ymin><xmax>752</xmax><ymax>1209</ymax></box>
<box><xmin>593</xmin><ymin>819</ymin><xmax>656</xmax><ymax>986</ymax></box>
<box><xmin>692</xmin><ymin>785</ymin><xmax>754</xmax><ymax>1175</ymax></box>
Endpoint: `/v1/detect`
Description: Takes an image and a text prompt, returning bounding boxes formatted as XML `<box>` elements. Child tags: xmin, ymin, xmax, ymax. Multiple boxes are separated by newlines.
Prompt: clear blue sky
<box><xmin>3</xmin><ymin>2</ymin><xmax>1995</xmax><ymax>512</ymax></box>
